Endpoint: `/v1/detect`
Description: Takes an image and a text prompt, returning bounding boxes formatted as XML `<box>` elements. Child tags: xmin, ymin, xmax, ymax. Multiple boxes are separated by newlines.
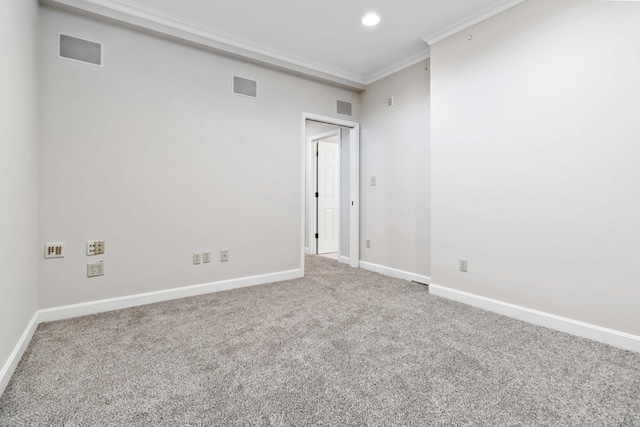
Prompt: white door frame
<box><xmin>307</xmin><ymin>129</ymin><xmax>341</xmax><ymax>256</ymax></box>
<box><xmin>301</xmin><ymin>112</ymin><xmax>360</xmax><ymax>270</ymax></box>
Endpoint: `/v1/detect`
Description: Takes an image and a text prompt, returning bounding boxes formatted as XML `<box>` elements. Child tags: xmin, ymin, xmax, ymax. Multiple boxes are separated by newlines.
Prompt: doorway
<box><xmin>316</xmin><ymin>134</ymin><xmax>340</xmax><ymax>257</ymax></box>
<box><xmin>301</xmin><ymin>113</ymin><xmax>360</xmax><ymax>271</ymax></box>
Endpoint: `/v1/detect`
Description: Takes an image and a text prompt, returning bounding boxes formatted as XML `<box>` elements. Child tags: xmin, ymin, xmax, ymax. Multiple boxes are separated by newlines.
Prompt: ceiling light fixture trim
<box><xmin>362</xmin><ymin>13</ymin><xmax>380</xmax><ymax>26</ymax></box>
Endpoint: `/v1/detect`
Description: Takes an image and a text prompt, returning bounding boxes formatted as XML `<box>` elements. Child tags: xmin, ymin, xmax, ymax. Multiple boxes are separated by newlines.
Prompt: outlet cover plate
<box><xmin>45</xmin><ymin>243</ymin><xmax>65</xmax><ymax>259</ymax></box>
<box><xmin>88</xmin><ymin>240</ymin><xmax>105</xmax><ymax>255</ymax></box>
<box><xmin>203</xmin><ymin>251</ymin><xmax>211</xmax><ymax>263</ymax></box>
<box><xmin>87</xmin><ymin>261</ymin><xmax>104</xmax><ymax>277</ymax></box>
<box><xmin>220</xmin><ymin>249</ymin><xmax>229</xmax><ymax>262</ymax></box>
<box><xmin>193</xmin><ymin>252</ymin><xmax>202</xmax><ymax>265</ymax></box>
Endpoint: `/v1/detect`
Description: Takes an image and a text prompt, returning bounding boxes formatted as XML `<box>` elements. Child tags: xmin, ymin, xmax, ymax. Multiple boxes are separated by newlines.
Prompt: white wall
<box><xmin>39</xmin><ymin>7</ymin><xmax>359</xmax><ymax>309</ymax></box>
<box><xmin>0</xmin><ymin>0</ymin><xmax>40</xmax><ymax>388</ymax></box>
<box><xmin>305</xmin><ymin>121</ymin><xmax>341</xmax><ymax>138</ymax></box>
<box><xmin>431</xmin><ymin>0</ymin><xmax>640</xmax><ymax>335</ymax></box>
<box><xmin>360</xmin><ymin>60</ymin><xmax>431</xmax><ymax>277</ymax></box>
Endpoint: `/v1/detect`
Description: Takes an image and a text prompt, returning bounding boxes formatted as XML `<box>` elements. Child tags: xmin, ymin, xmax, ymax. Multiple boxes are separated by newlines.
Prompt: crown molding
<box><xmin>363</xmin><ymin>48</ymin><xmax>430</xmax><ymax>86</ymax></box>
<box><xmin>41</xmin><ymin>0</ymin><xmax>525</xmax><ymax>91</ymax></box>
<box><xmin>423</xmin><ymin>0</ymin><xmax>528</xmax><ymax>46</ymax></box>
<box><xmin>40</xmin><ymin>0</ymin><xmax>368</xmax><ymax>91</ymax></box>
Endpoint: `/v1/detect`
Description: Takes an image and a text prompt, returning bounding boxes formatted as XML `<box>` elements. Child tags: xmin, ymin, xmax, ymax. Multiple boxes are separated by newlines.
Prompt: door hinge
<box><xmin>316</xmin><ymin>151</ymin><xmax>319</xmax><ymax>157</ymax></box>
<box><xmin>315</xmin><ymin>192</ymin><xmax>319</xmax><ymax>198</ymax></box>
<box><xmin>315</xmin><ymin>233</ymin><xmax>319</xmax><ymax>239</ymax></box>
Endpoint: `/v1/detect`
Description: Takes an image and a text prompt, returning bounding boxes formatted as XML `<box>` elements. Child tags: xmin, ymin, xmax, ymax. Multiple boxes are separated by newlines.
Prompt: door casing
<box><xmin>301</xmin><ymin>113</ymin><xmax>360</xmax><ymax>270</ymax></box>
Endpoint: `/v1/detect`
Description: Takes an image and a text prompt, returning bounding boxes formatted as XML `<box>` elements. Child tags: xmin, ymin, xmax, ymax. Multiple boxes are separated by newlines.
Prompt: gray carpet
<box><xmin>1</xmin><ymin>256</ymin><xmax>639</xmax><ymax>426</ymax></box>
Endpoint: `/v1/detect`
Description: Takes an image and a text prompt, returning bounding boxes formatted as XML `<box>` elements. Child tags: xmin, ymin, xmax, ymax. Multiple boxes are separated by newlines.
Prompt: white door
<box><xmin>317</xmin><ymin>140</ymin><xmax>340</xmax><ymax>254</ymax></box>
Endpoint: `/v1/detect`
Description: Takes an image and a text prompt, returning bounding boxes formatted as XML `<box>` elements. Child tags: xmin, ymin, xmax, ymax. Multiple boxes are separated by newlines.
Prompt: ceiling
<box><xmin>43</xmin><ymin>0</ymin><xmax>526</xmax><ymax>90</ymax></box>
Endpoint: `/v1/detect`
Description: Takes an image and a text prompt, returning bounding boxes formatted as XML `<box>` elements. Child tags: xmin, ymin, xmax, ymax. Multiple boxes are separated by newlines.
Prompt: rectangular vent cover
<box><xmin>337</xmin><ymin>100</ymin><xmax>352</xmax><ymax>116</ymax></box>
<box><xmin>59</xmin><ymin>34</ymin><xmax>102</xmax><ymax>66</ymax></box>
<box><xmin>233</xmin><ymin>76</ymin><xmax>257</xmax><ymax>98</ymax></box>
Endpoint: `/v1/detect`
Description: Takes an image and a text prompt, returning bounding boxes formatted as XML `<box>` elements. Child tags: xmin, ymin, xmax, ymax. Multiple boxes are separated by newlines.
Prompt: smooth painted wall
<box><xmin>360</xmin><ymin>60</ymin><xmax>431</xmax><ymax>277</ymax></box>
<box><xmin>431</xmin><ymin>0</ymin><xmax>640</xmax><ymax>335</ymax></box>
<box><xmin>0</xmin><ymin>0</ymin><xmax>39</xmax><ymax>380</ymax></box>
<box><xmin>39</xmin><ymin>8</ymin><xmax>359</xmax><ymax>308</ymax></box>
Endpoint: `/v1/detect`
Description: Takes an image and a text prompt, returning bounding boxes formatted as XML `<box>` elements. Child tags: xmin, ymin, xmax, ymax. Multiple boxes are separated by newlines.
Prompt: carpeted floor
<box><xmin>1</xmin><ymin>256</ymin><xmax>639</xmax><ymax>426</ymax></box>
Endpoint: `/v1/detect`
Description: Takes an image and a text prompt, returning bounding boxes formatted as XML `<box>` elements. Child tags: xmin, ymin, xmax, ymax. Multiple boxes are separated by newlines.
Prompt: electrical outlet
<box><xmin>388</xmin><ymin>97</ymin><xmax>394</xmax><ymax>106</ymax></box>
<box><xmin>193</xmin><ymin>252</ymin><xmax>202</xmax><ymax>265</ymax></box>
<box><xmin>370</xmin><ymin>176</ymin><xmax>377</xmax><ymax>186</ymax></box>
<box><xmin>459</xmin><ymin>259</ymin><xmax>468</xmax><ymax>273</ymax></box>
<box><xmin>203</xmin><ymin>251</ymin><xmax>211</xmax><ymax>263</ymax></box>
<box><xmin>44</xmin><ymin>243</ymin><xmax>65</xmax><ymax>259</ymax></box>
<box><xmin>87</xmin><ymin>261</ymin><xmax>104</xmax><ymax>277</ymax></box>
<box><xmin>87</xmin><ymin>240</ymin><xmax>105</xmax><ymax>255</ymax></box>
<box><xmin>366</xmin><ymin>239</ymin><xmax>371</xmax><ymax>248</ymax></box>
<box><xmin>220</xmin><ymin>249</ymin><xmax>229</xmax><ymax>262</ymax></box>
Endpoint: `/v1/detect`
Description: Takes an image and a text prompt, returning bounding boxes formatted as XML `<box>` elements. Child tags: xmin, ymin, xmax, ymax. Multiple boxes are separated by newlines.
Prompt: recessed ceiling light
<box><xmin>362</xmin><ymin>13</ymin><xmax>380</xmax><ymax>26</ymax></box>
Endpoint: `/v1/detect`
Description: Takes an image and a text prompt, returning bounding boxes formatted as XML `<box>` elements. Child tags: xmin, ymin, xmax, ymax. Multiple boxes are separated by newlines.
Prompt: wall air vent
<box><xmin>59</xmin><ymin>33</ymin><xmax>103</xmax><ymax>66</ymax></box>
<box><xmin>233</xmin><ymin>76</ymin><xmax>257</xmax><ymax>98</ymax></box>
<box><xmin>337</xmin><ymin>100</ymin><xmax>352</xmax><ymax>116</ymax></box>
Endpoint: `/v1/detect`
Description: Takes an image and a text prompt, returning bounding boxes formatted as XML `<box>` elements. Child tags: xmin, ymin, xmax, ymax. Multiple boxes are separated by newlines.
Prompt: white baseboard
<box><xmin>359</xmin><ymin>261</ymin><xmax>430</xmax><ymax>284</ymax></box>
<box><xmin>339</xmin><ymin>255</ymin><xmax>350</xmax><ymax>264</ymax></box>
<box><xmin>39</xmin><ymin>269</ymin><xmax>303</xmax><ymax>323</ymax></box>
<box><xmin>0</xmin><ymin>312</ymin><xmax>39</xmax><ymax>397</ymax></box>
<box><xmin>430</xmin><ymin>284</ymin><xmax>640</xmax><ymax>353</ymax></box>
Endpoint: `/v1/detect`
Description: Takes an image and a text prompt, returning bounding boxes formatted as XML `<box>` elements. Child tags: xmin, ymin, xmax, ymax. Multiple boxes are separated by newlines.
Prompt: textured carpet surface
<box><xmin>1</xmin><ymin>256</ymin><xmax>639</xmax><ymax>426</ymax></box>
